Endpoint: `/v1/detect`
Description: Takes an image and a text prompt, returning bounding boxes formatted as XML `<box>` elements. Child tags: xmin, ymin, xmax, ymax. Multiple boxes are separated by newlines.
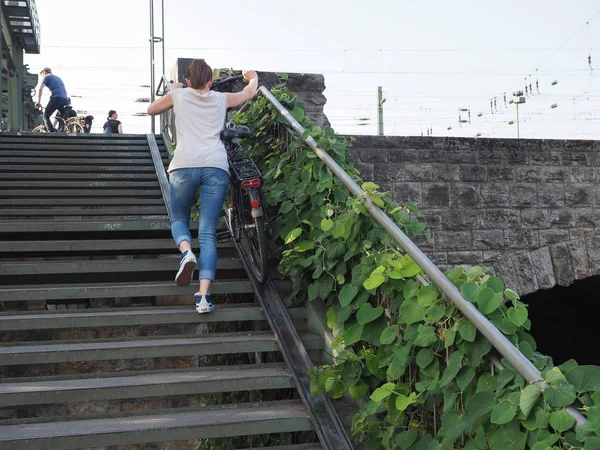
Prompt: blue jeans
<box><xmin>44</xmin><ymin>96</ymin><xmax>69</xmax><ymax>132</ymax></box>
<box><xmin>169</xmin><ymin>167</ymin><xmax>229</xmax><ymax>281</ymax></box>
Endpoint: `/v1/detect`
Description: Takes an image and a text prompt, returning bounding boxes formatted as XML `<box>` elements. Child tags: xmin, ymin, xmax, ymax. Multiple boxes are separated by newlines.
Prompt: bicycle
<box><xmin>32</xmin><ymin>107</ymin><xmax>84</xmax><ymax>134</ymax></box>
<box><xmin>163</xmin><ymin>74</ymin><xmax>269</xmax><ymax>282</ymax></box>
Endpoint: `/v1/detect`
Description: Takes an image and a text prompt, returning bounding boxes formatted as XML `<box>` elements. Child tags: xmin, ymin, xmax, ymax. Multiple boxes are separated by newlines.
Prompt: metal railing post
<box><xmin>253</xmin><ymin>86</ymin><xmax>587</xmax><ymax>425</ymax></box>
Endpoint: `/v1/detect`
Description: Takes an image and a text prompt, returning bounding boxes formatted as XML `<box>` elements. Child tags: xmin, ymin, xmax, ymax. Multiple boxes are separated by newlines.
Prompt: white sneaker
<box><xmin>175</xmin><ymin>250</ymin><xmax>196</xmax><ymax>286</ymax></box>
<box><xmin>195</xmin><ymin>294</ymin><xmax>214</xmax><ymax>314</ymax></box>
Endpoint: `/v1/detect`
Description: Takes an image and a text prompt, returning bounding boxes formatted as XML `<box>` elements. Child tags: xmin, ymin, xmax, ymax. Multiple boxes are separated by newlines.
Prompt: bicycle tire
<box><xmin>239</xmin><ymin>201</ymin><xmax>268</xmax><ymax>283</ymax></box>
<box><xmin>65</xmin><ymin>120</ymin><xmax>84</xmax><ymax>134</ymax></box>
<box><xmin>31</xmin><ymin>125</ymin><xmax>46</xmax><ymax>133</ymax></box>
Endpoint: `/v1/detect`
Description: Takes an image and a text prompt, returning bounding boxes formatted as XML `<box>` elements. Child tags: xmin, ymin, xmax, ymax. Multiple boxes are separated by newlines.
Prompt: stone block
<box><xmin>447</xmin><ymin>251</ymin><xmax>483</xmax><ymax>265</ymax></box>
<box><xmin>481</xmin><ymin>183</ymin><xmax>509</xmax><ymax>207</ymax></box>
<box><xmin>432</xmin><ymin>164</ymin><xmax>460</xmax><ymax>181</ymax></box>
<box><xmin>521</xmin><ymin>209</ymin><xmax>550</xmax><ymax>229</ymax></box>
<box><xmin>477</xmin><ymin>209</ymin><xmax>521</xmax><ymax>229</ymax></box>
<box><xmin>354</xmin><ymin>162</ymin><xmax>374</xmax><ymax>180</ymax></box>
<box><xmin>586</xmin><ymin>236</ymin><xmax>600</xmax><ymax>276</ymax></box>
<box><xmin>346</xmin><ymin>135</ymin><xmax>372</xmax><ymax>149</ymax></box>
<box><xmin>548</xmin><ymin>242</ymin><xmax>575</xmax><ymax>287</ymax></box>
<box><xmin>473</xmin><ymin>230</ymin><xmax>505</xmax><ymax>250</ymax></box>
<box><xmin>428</xmin><ymin>252</ymin><xmax>448</xmax><ymax>265</ymax></box>
<box><xmin>539</xmin><ymin>228</ymin><xmax>570</xmax><ymax>245</ymax></box>
<box><xmin>451</xmin><ymin>183</ymin><xmax>481</xmax><ymax>208</ymax></box>
<box><xmin>564</xmin><ymin>183</ymin><xmax>593</xmax><ymax>207</ymax></box>
<box><xmin>448</xmin><ymin>148</ymin><xmax>478</xmax><ymax>164</ymax></box>
<box><xmin>548</xmin><ymin>208</ymin><xmax>577</xmax><ymax>228</ymax></box>
<box><xmin>392</xmin><ymin>183</ymin><xmax>422</xmax><ymax>206</ymax></box>
<box><xmin>568</xmin><ymin>238</ymin><xmax>590</xmax><ymax>280</ymax></box>
<box><xmin>529</xmin><ymin>247</ymin><xmax>556</xmax><ymax>289</ymax></box>
<box><xmin>529</xmin><ymin>150</ymin><xmax>561</xmax><ymax>165</ymax></box>
<box><xmin>373</xmin><ymin>163</ymin><xmax>403</xmax><ymax>182</ymax></box>
<box><xmin>478</xmin><ymin>148</ymin><xmax>504</xmax><ymax>165</ymax></box>
<box><xmin>422</xmin><ymin>183</ymin><xmax>450</xmax><ymax>207</ymax></box>
<box><xmin>570</xmin><ymin>166</ymin><xmax>595</xmax><ymax>183</ymax></box>
<box><xmin>442</xmin><ymin>209</ymin><xmax>477</xmax><ymax>230</ymax></box>
<box><xmin>482</xmin><ymin>250</ymin><xmax>505</xmax><ymax>263</ymax></box>
<box><xmin>504</xmin><ymin>229</ymin><xmax>539</xmax><ymax>249</ymax></box>
<box><xmin>537</xmin><ymin>183</ymin><xmax>564</xmax><ymax>207</ymax></box>
<box><xmin>562</xmin><ymin>152</ymin><xmax>590</xmax><ymax>166</ymax></box>
<box><xmin>510</xmin><ymin>252</ymin><xmax>539</xmax><ymax>295</ymax></box>
<box><xmin>575</xmin><ymin>209</ymin><xmax>598</xmax><ymax>228</ymax></box>
<box><xmin>492</xmin><ymin>259</ymin><xmax>521</xmax><ymax>294</ymax></box>
<box><xmin>570</xmin><ymin>227</ymin><xmax>595</xmax><ymax>239</ymax></box>
<box><xmin>487</xmin><ymin>166</ymin><xmax>515</xmax><ymax>181</ymax></box>
<box><xmin>418</xmin><ymin>148</ymin><xmax>447</xmax><ymax>162</ymax></box>
<box><xmin>405</xmin><ymin>163</ymin><xmax>433</xmax><ymax>181</ymax></box>
<box><xmin>434</xmin><ymin>231</ymin><xmax>472</xmax><ymax>251</ymax></box>
<box><xmin>361</xmin><ymin>149</ymin><xmax>390</xmax><ymax>163</ymax></box>
<box><xmin>541</xmin><ymin>167</ymin><xmax>569</xmax><ymax>182</ymax></box>
<box><xmin>515</xmin><ymin>166</ymin><xmax>544</xmax><ymax>182</ymax></box>
<box><xmin>505</xmin><ymin>148</ymin><xmax>528</xmax><ymax>165</ymax></box>
<box><xmin>418</xmin><ymin>210</ymin><xmax>443</xmax><ymax>230</ymax></box>
<box><xmin>388</xmin><ymin>149</ymin><xmax>419</xmax><ymax>163</ymax></box>
<box><xmin>459</xmin><ymin>165</ymin><xmax>487</xmax><ymax>182</ymax></box>
<box><xmin>508</xmin><ymin>183</ymin><xmax>537</xmax><ymax>207</ymax></box>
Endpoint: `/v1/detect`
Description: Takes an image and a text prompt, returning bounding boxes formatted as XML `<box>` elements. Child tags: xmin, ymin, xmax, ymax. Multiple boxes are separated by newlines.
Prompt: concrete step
<box><xmin>0</xmin><ymin>157</ymin><xmax>155</xmax><ymax>166</ymax></box>
<box><xmin>1</xmin><ymin>189</ymin><xmax>162</xmax><ymax>198</ymax></box>
<box><xmin>0</xmin><ymin>363</ymin><xmax>293</xmax><ymax>407</ymax></box>
<box><xmin>0</xmin><ymin>239</ymin><xmax>232</xmax><ymax>254</ymax></box>
<box><xmin>0</xmin><ymin>172</ymin><xmax>160</xmax><ymax>180</ymax></box>
<box><xmin>0</xmin><ymin>331</ymin><xmax>322</xmax><ymax>366</ymax></box>
<box><xmin>0</xmin><ymin>304</ymin><xmax>307</xmax><ymax>331</ymax></box>
<box><xmin>238</xmin><ymin>445</ymin><xmax>322</xmax><ymax>450</ymax></box>
<box><xmin>0</xmin><ymin>165</ymin><xmax>158</xmax><ymax>173</ymax></box>
<box><xmin>0</xmin><ymin>219</ymin><xmax>172</xmax><ymax>233</ymax></box>
<box><xmin>0</xmin><ymin>257</ymin><xmax>243</xmax><ymax>276</ymax></box>
<box><xmin>0</xmin><ymin>279</ymin><xmax>281</xmax><ymax>301</ymax></box>
<box><xmin>0</xmin><ymin>400</ymin><xmax>313</xmax><ymax>450</ymax></box>
<box><xmin>0</xmin><ymin>181</ymin><xmax>160</xmax><ymax>188</ymax></box>
<box><xmin>0</xmin><ymin>207</ymin><xmax>168</xmax><ymax>217</ymax></box>
<box><xmin>0</xmin><ymin>197</ymin><xmax>165</xmax><ymax>206</ymax></box>
<box><xmin>0</xmin><ymin>150</ymin><xmax>162</xmax><ymax>158</ymax></box>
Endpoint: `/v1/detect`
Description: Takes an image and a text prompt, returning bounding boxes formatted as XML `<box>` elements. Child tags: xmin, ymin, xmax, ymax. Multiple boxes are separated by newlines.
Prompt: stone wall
<box><xmin>347</xmin><ymin>135</ymin><xmax>600</xmax><ymax>296</ymax></box>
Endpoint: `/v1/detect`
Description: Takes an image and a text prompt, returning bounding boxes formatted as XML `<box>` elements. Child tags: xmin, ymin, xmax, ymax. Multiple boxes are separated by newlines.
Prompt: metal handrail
<box><xmin>248</xmin><ymin>85</ymin><xmax>587</xmax><ymax>425</ymax></box>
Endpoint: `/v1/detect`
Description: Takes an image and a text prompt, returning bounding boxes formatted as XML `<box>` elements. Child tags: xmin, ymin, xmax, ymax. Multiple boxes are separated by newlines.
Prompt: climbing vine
<box><xmin>232</xmin><ymin>77</ymin><xmax>600</xmax><ymax>449</ymax></box>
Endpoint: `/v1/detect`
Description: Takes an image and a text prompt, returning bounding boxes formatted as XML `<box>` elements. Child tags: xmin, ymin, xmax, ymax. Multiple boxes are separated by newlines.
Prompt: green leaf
<box><xmin>463</xmin><ymin>391</ymin><xmax>496</xmax><ymax>432</ymax></box>
<box><xmin>339</xmin><ymin>284</ymin><xmax>359</xmax><ymax>307</ymax></box>
<box><xmin>395</xmin><ymin>429</ymin><xmax>418</xmax><ymax>449</ymax></box>
<box><xmin>417</xmin><ymin>285</ymin><xmax>438</xmax><ymax>307</ymax></box>
<box><xmin>332</xmin><ymin>221</ymin><xmax>345</xmax><ymax>239</ymax></box>
<box><xmin>356</xmin><ymin>303</ymin><xmax>384</xmax><ymax>325</ymax></box>
<box><xmin>396</xmin><ymin>392</ymin><xmax>418</xmax><ymax>412</ymax></box>
<box><xmin>427</xmin><ymin>303</ymin><xmax>446</xmax><ymax>322</ymax></box>
<box><xmin>370</xmin><ymin>382</ymin><xmax>395</xmax><ymax>403</ymax></box>
<box><xmin>414</xmin><ymin>325</ymin><xmax>438</xmax><ymax>347</ymax></box>
<box><xmin>307</xmin><ymin>283</ymin><xmax>318</xmax><ymax>301</ymax></box>
<box><xmin>491</xmin><ymin>399</ymin><xmax>517</xmax><ymax>424</ymax></box>
<box><xmin>507</xmin><ymin>306</ymin><xmax>528</xmax><ymax>326</ymax></box>
<box><xmin>487</xmin><ymin>276</ymin><xmax>505</xmax><ymax>293</ymax></box>
<box><xmin>477</xmin><ymin>289</ymin><xmax>503</xmax><ymax>314</ymax></box>
<box><xmin>456</xmin><ymin>317</ymin><xmax>477</xmax><ymax>342</ymax></box>
<box><xmin>387</xmin><ymin>345</ymin><xmax>411</xmax><ymax>379</ymax></box>
<box><xmin>363</xmin><ymin>274</ymin><xmax>385</xmax><ymax>290</ymax></box>
<box><xmin>291</xmin><ymin>106</ymin><xmax>305</xmax><ymax>121</ymax></box>
<box><xmin>460</xmin><ymin>282</ymin><xmax>479</xmax><ymax>302</ymax></box>
<box><xmin>440</xmin><ymin>351</ymin><xmax>463</xmax><ymax>387</ymax></box>
<box><xmin>504</xmin><ymin>288</ymin><xmax>519</xmax><ymax>302</ymax></box>
<box><xmin>284</xmin><ymin>227</ymin><xmax>303</xmax><ymax>244</ymax></box>
<box><xmin>565</xmin><ymin>366</ymin><xmax>600</xmax><ymax>393</ymax></box>
<box><xmin>361</xmin><ymin>181</ymin><xmax>380</xmax><ymax>191</ymax></box>
<box><xmin>348</xmin><ymin>380</ymin><xmax>369</xmax><ymax>400</ymax></box>
<box><xmin>404</xmin><ymin>201</ymin><xmax>419</xmax><ymax>214</ymax></box>
<box><xmin>396</xmin><ymin>254</ymin><xmax>422</xmax><ymax>278</ymax></box>
<box><xmin>380</xmin><ymin>325</ymin><xmax>399</xmax><ymax>345</ymax></box>
<box><xmin>344</xmin><ymin>323</ymin><xmax>364</xmax><ymax>346</ymax></box>
<box><xmin>549</xmin><ymin>410</ymin><xmax>576</xmax><ymax>432</ymax></box>
<box><xmin>320</xmin><ymin>218</ymin><xmax>333</xmax><ymax>231</ymax></box>
<box><xmin>543</xmin><ymin>380</ymin><xmax>577</xmax><ymax>408</ymax></box>
<box><xmin>520</xmin><ymin>384</ymin><xmax>541</xmax><ymax>417</ymax></box>
<box><xmin>416</xmin><ymin>348</ymin><xmax>435</xmax><ymax>369</ymax></box>
<box><xmin>399</xmin><ymin>297</ymin><xmax>427</xmax><ymax>325</ymax></box>
<box><xmin>456</xmin><ymin>366</ymin><xmax>476</xmax><ymax>392</ymax></box>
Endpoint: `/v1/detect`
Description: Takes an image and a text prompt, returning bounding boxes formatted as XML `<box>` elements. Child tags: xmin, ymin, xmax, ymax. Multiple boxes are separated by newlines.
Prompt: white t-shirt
<box><xmin>168</xmin><ymin>88</ymin><xmax>229</xmax><ymax>174</ymax></box>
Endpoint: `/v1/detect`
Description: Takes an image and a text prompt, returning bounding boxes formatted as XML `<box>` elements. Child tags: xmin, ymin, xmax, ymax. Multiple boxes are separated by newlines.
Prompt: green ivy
<box><xmin>232</xmin><ymin>79</ymin><xmax>600</xmax><ymax>449</ymax></box>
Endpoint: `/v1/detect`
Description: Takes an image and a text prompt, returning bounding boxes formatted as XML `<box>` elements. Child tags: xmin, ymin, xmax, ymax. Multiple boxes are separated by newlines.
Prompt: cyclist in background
<box><xmin>35</xmin><ymin>67</ymin><xmax>69</xmax><ymax>133</ymax></box>
<box><xmin>147</xmin><ymin>59</ymin><xmax>258</xmax><ymax>314</ymax></box>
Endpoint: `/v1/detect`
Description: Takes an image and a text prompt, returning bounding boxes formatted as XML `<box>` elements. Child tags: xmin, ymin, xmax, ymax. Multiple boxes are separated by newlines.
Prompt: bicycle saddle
<box><xmin>220</xmin><ymin>122</ymin><xmax>251</xmax><ymax>143</ymax></box>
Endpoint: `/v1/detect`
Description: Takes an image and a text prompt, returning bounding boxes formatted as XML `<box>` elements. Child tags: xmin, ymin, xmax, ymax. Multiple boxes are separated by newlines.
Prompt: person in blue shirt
<box><xmin>35</xmin><ymin>67</ymin><xmax>69</xmax><ymax>132</ymax></box>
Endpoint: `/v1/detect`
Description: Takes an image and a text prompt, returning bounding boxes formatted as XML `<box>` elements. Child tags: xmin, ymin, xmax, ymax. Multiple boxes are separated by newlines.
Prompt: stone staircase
<box><xmin>0</xmin><ymin>133</ymin><xmax>325</xmax><ymax>449</ymax></box>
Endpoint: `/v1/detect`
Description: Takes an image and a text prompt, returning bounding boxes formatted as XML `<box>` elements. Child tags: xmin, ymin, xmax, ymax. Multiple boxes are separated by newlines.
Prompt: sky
<box><xmin>25</xmin><ymin>0</ymin><xmax>600</xmax><ymax>139</ymax></box>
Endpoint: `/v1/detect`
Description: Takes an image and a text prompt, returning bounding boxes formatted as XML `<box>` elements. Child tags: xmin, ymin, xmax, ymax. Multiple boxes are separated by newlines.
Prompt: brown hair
<box><xmin>186</xmin><ymin>59</ymin><xmax>212</xmax><ymax>89</ymax></box>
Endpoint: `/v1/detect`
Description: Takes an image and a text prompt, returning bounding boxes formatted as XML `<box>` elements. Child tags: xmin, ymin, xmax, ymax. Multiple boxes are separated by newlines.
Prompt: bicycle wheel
<box><xmin>31</xmin><ymin>125</ymin><xmax>46</xmax><ymax>133</ymax></box>
<box><xmin>238</xmin><ymin>190</ymin><xmax>268</xmax><ymax>283</ymax></box>
<box><xmin>65</xmin><ymin>119</ymin><xmax>84</xmax><ymax>134</ymax></box>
